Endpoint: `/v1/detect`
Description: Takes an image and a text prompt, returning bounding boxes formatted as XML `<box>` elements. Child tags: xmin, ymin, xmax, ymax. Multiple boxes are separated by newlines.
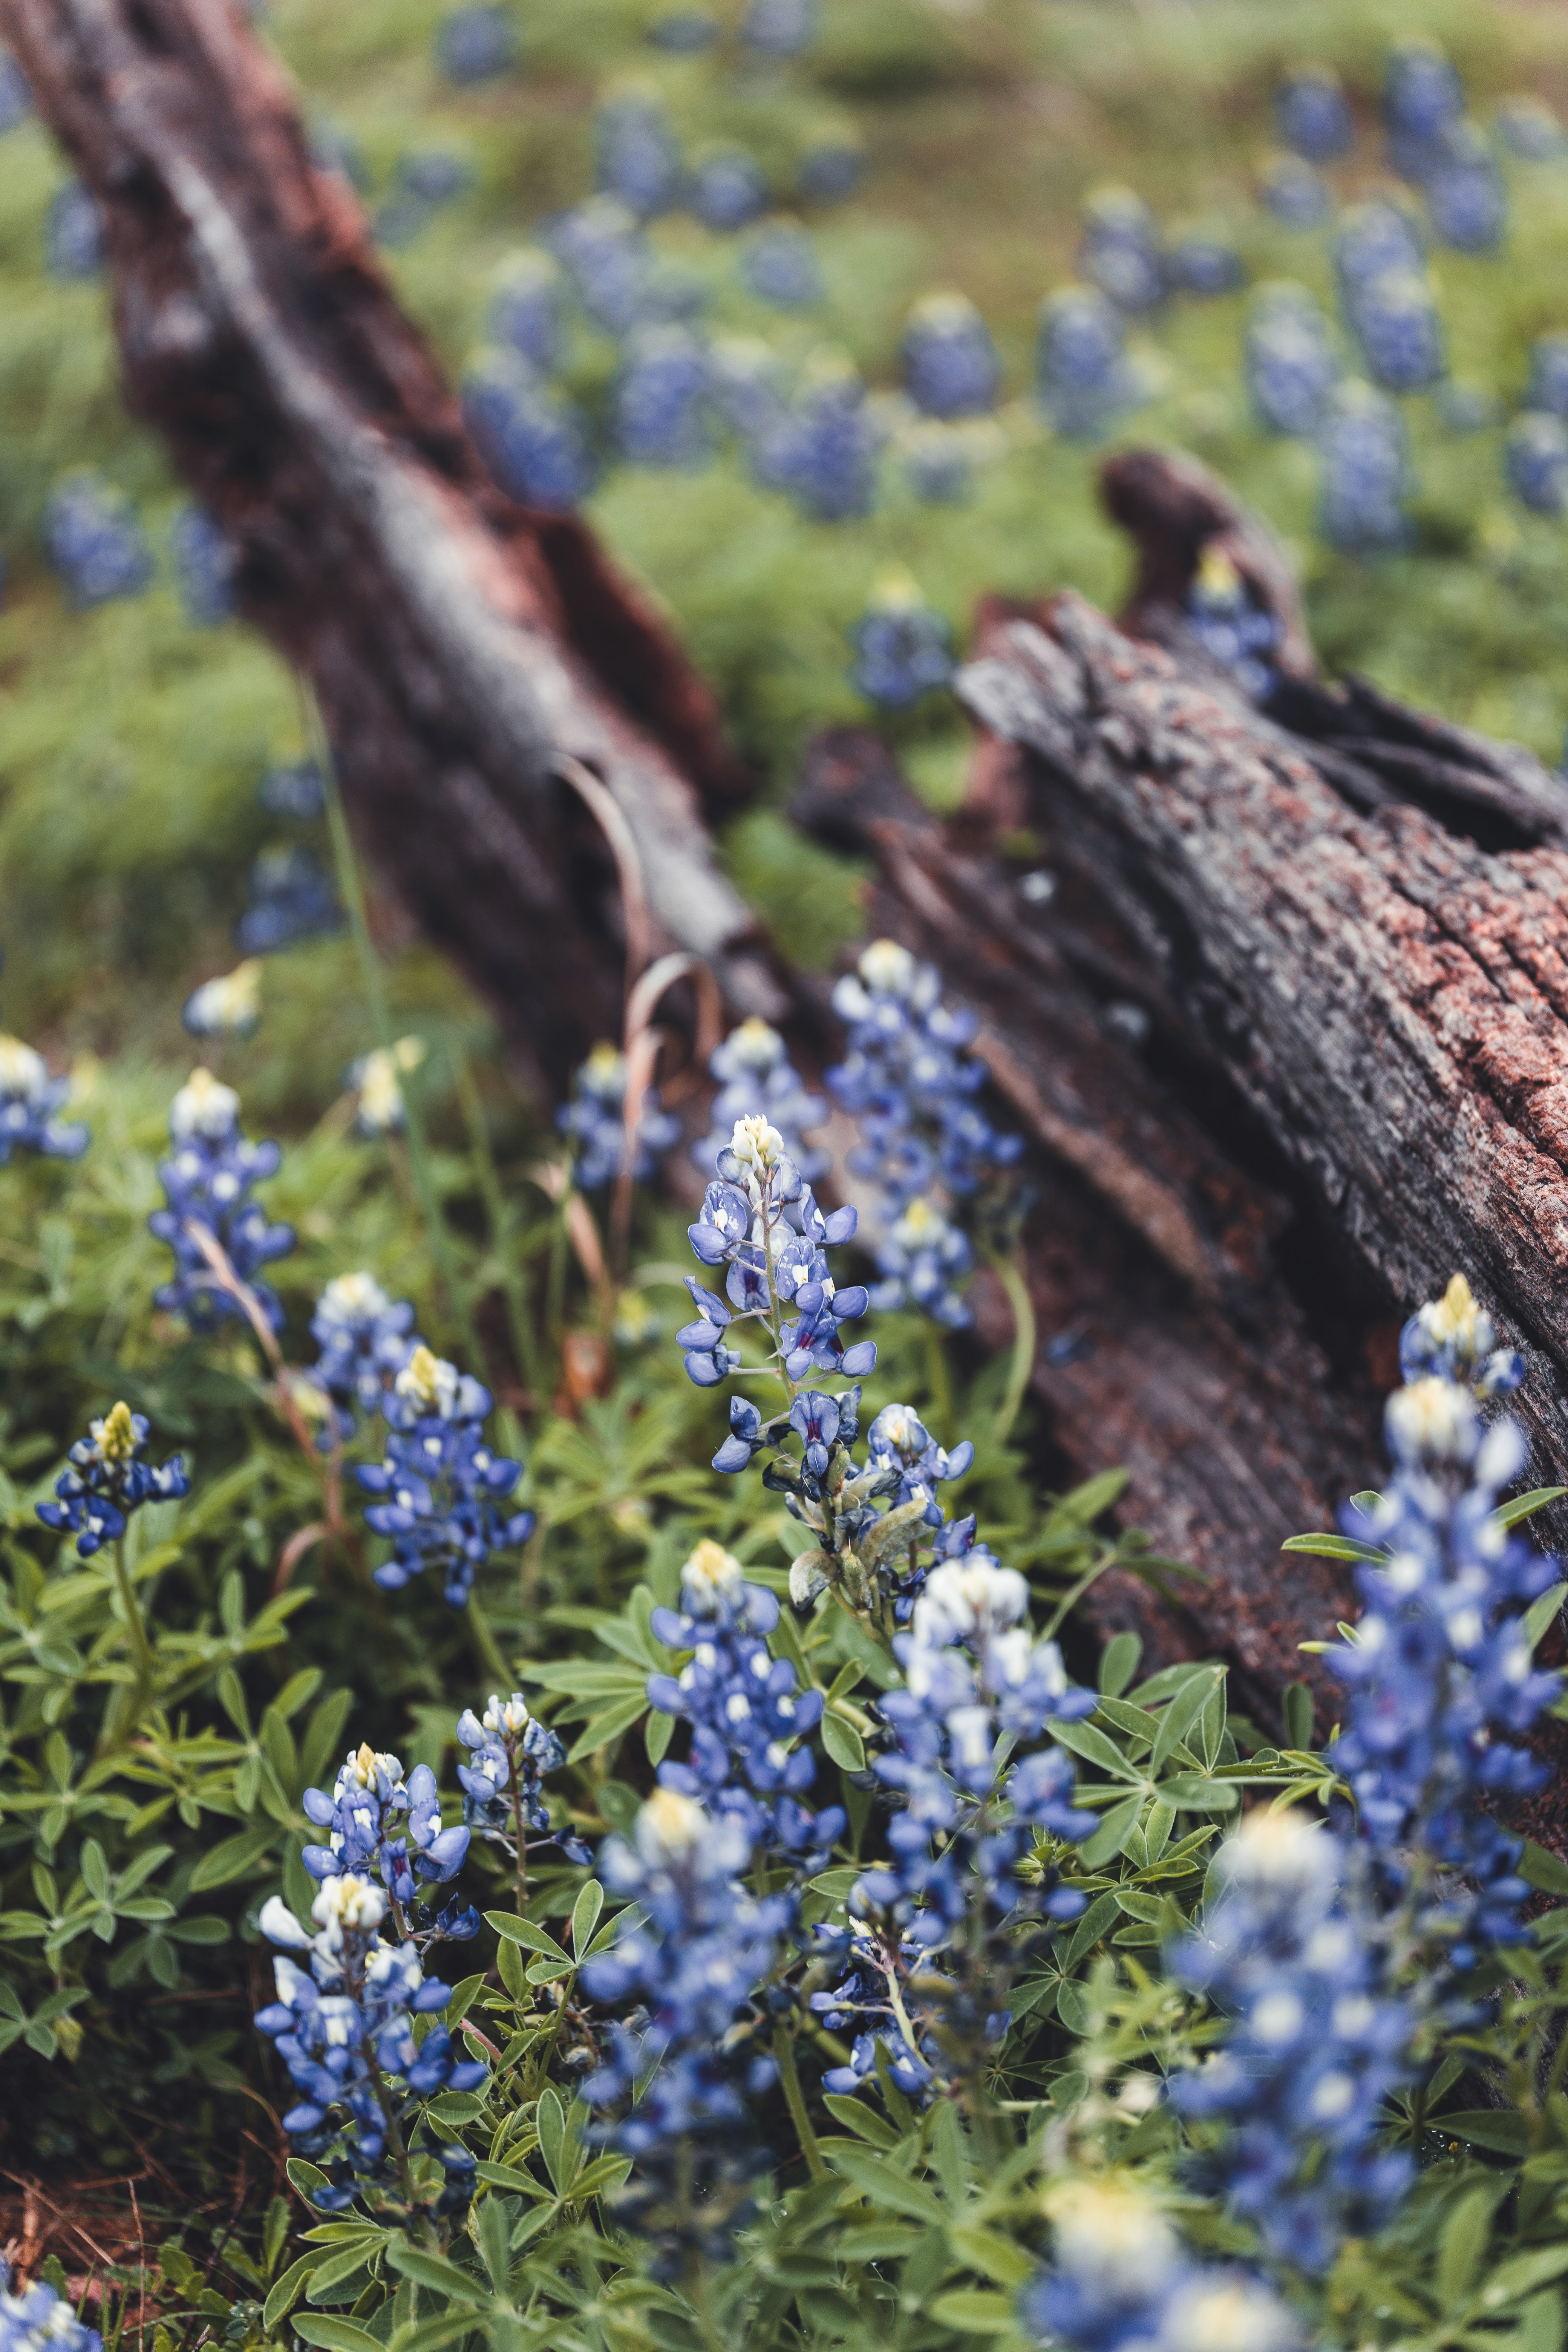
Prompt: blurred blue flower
<box><xmin>848</xmin><ymin>577</ymin><xmax>954</xmax><ymax>709</ymax></box>
<box><xmin>756</xmin><ymin>361</ymin><xmax>880</xmax><ymax>519</ymax></box>
<box><xmin>740</xmin><ymin>0</ymin><xmax>816</xmax><ymax>58</ymax></box>
<box><xmin>1245</xmin><ymin>283</ymin><xmax>1338</xmax><ymax>437</ymax></box>
<box><xmin>486</xmin><ymin>251</ymin><xmax>564</xmax><ymax>372</ymax></box>
<box><xmin>172</xmin><ymin>505</ymin><xmax>237</xmax><ymax>626</ymax></box>
<box><xmin>692</xmin><ymin>1017</ymin><xmax>829</xmax><ymax>1184</ymax></box>
<box><xmin>796</xmin><ymin>138</ymin><xmax>863</xmax><ymax>203</ymax></box>
<box><xmin>559</xmin><ymin>1041</ymin><xmax>681</xmax><ymax>1189</ymax></box>
<box><xmin>1506</xmin><ymin>413</ymin><xmax>1568</xmax><ymax>516</ymax></box>
<box><xmin>596</xmin><ymin>94</ymin><xmax>682</xmax><ymax>218</ymax></box>
<box><xmin>1384</xmin><ymin>37</ymin><xmax>1465</xmax><ymax>183</ymax></box>
<box><xmin>183</xmin><ymin>960</ymin><xmax>262</xmax><ymax>1041</ymax></box>
<box><xmin>1496</xmin><ymin>96</ymin><xmax>1566</xmax><ymax>162</ymax></box>
<box><xmin>236</xmin><ymin>844</ymin><xmax>341</xmax><ymax>954</ymax></box>
<box><xmin>1524</xmin><ymin>332</ymin><xmax>1568</xmax><ymax>419</ymax></box>
<box><xmin>1164</xmin><ymin>233</ymin><xmax>1246</xmax><ymax>299</ymax></box>
<box><xmin>463</xmin><ymin>350</ymin><xmax>596</xmax><ymax>510</ymax></box>
<box><xmin>1023</xmin><ymin>2179</ymin><xmax>1302</xmax><ymax>2352</ymax></box>
<box><xmin>435</xmin><ymin>5</ymin><xmax>516</xmax><ymax>84</ymax></box>
<box><xmin>1277</xmin><ymin>65</ymin><xmax>1353</xmax><ymax>163</ymax></box>
<box><xmin>1424</xmin><ymin>123</ymin><xmax>1507</xmax><ymax>251</ymax></box>
<box><xmin>1258</xmin><ymin>153</ymin><xmax>1331</xmax><ymax>230</ymax></box>
<box><xmin>44</xmin><ymin>475</ymin><xmax>154</xmax><ymax>609</ymax></box>
<box><xmin>0</xmin><ymin>2269</ymin><xmax>104</xmax><ymax>2352</ymax></box>
<box><xmin>1036</xmin><ymin>288</ymin><xmax>1141</xmax><ymax>439</ymax></box>
<box><xmin>691</xmin><ymin>147</ymin><xmax>768</xmax><ymax>233</ymax></box>
<box><xmin>45</xmin><ymin>182</ymin><xmax>103</xmax><ymax>280</ymax></box>
<box><xmin>1185</xmin><ymin>547</ymin><xmax>1282</xmax><ymax>700</ymax></box>
<box><xmin>614</xmin><ymin>325</ymin><xmax>712</xmax><ymax>465</ymax></box>
<box><xmin>1076</xmin><ymin>186</ymin><xmax>1164</xmax><ymax>315</ymax></box>
<box><xmin>0</xmin><ymin>49</ymin><xmax>32</xmax><ymax>134</ymax></box>
<box><xmin>308</xmin><ymin>1271</ymin><xmax>418</xmax><ymax>1436</ymax></box>
<box><xmin>37</xmin><ymin>1402</ymin><xmax>188</xmax><ymax>1559</ymax></box>
<box><xmin>257</xmin><ymin>759</ymin><xmax>326</xmax><ymax>822</ymax></box>
<box><xmin>869</xmin><ymin>1194</ymin><xmax>974</xmax><ymax>1326</ymax></box>
<box><xmin>456</xmin><ymin>1691</ymin><xmax>587</xmax><ymax>1861</ymax></box>
<box><xmin>546</xmin><ymin>197</ymin><xmax>652</xmax><ymax>335</ymax></box>
<box><xmin>0</xmin><ymin>1033</ymin><xmax>89</xmax><ymax>1165</ymax></box>
<box><xmin>648</xmin><ymin>8</ymin><xmax>718</xmax><ymax>52</ymax></box>
<box><xmin>1317</xmin><ymin>382</ymin><xmax>1412</xmax><ymax>555</ymax></box>
<box><xmin>148</xmin><ymin>1069</ymin><xmax>295</xmax><ymax>1331</ymax></box>
<box><xmin>901</xmin><ymin>292</ymin><xmax>1000</xmax><ymax>418</ymax></box>
<box><xmin>741</xmin><ymin>221</ymin><xmax>822</xmax><ymax>308</ymax></box>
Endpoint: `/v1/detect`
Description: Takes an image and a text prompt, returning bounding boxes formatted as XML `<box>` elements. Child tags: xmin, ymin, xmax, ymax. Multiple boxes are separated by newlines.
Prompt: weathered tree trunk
<box><xmin>1</xmin><ymin>0</ymin><xmax>782</xmax><ymax>1078</ymax></box>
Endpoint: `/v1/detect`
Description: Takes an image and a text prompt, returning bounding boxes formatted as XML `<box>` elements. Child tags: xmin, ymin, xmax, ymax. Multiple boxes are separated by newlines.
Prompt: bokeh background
<box><xmin>4</xmin><ymin>0</ymin><xmax>1568</xmax><ymax>1115</ymax></box>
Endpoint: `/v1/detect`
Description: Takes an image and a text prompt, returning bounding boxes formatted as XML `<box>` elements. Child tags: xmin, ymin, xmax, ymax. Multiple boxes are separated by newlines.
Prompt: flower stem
<box><xmin>988</xmin><ymin>1248</ymin><xmax>1037</xmax><ymax>1449</ymax></box>
<box><xmin>509</xmin><ymin>1737</ymin><xmax>530</xmax><ymax>1920</ymax></box>
<box><xmin>773</xmin><ymin>2021</ymin><xmax>826</xmax><ymax>2182</ymax></box>
<box><xmin>110</xmin><ymin>1536</ymin><xmax>155</xmax><ymax>1690</ymax></box>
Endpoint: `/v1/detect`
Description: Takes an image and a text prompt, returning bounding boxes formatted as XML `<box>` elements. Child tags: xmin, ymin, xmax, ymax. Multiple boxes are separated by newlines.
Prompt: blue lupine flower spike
<box><xmin>37</xmin><ymin>1401</ymin><xmax>188</xmax><ymax>1559</ymax></box>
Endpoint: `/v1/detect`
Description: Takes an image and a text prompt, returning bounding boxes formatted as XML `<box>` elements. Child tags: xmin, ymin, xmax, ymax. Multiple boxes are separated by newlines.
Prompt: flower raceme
<box><xmin>456</xmin><ymin>1689</ymin><xmax>592</xmax><ymax>1865</ymax></box>
<box><xmin>37</xmin><ymin>1401</ymin><xmax>188</xmax><ymax>1557</ymax></box>
<box><xmin>307</xmin><ymin>1270</ymin><xmax>418</xmax><ymax>1440</ymax></box>
<box><xmin>0</xmin><ymin>1032</ymin><xmax>89</xmax><ymax>1165</ymax></box>
<box><xmin>691</xmin><ymin>1018</ymin><xmax>829</xmax><ymax>1188</ymax></box>
<box><xmin>1021</xmin><ymin>2178</ymin><xmax>1301</xmax><ymax>2352</ymax></box>
<box><xmin>300</xmin><ymin>1742</ymin><xmax>473</xmax><ymax>1922</ymax></box>
<box><xmin>147</xmin><ymin>1069</ymin><xmax>294</xmax><ymax>1331</ymax></box>
<box><xmin>256</xmin><ymin>1871</ymin><xmax>485</xmax><ymax>2216</ymax></box>
<box><xmin>356</xmin><ymin>1344</ymin><xmax>534</xmax><ymax>1606</ymax></box>
<box><xmin>0</xmin><ymin>2266</ymin><xmax>104</xmax><ymax>2352</ymax></box>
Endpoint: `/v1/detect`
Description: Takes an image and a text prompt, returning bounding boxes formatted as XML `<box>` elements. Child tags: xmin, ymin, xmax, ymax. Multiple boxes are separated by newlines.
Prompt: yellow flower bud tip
<box><xmin>858</xmin><ymin>937</ymin><xmax>917</xmax><ymax>998</ymax></box>
<box><xmin>355</xmin><ymin>1742</ymin><xmax>379</xmax><ymax>1781</ymax></box>
<box><xmin>1430</xmin><ymin>1271</ymin><xmax>1480</xmax><ymax>1348</ymax></box>
<box><xmin>402</xmin><ymin>1344</ymin><xmax>443</xmax><ymax>1410</ymax></box>
<box><xmin>1195</xmin><ymin>545</ymin><xmax>1243</xmax><ymax>603</ymax></box>
<box><xmin>870</xmin><ymin>565</ymin><xmax>923</xmax><ymax>612</ymax></box>
<box><xmin>98</xmin><ymin>1402</ymin><xmax>138</xmax><ymax>1464</ymax></box>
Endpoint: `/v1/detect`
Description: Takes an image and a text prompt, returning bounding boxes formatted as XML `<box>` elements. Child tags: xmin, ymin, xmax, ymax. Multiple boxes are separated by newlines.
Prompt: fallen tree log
<box><xmin>1</xmin><ymin>0</ymin><xmax>781</xmax><ymax>1078</ymax></box>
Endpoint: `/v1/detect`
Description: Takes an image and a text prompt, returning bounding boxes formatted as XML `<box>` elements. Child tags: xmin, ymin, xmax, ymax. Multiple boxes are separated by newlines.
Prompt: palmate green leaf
<box><xmin>1080</xmin><ymin>1791</ymin><xmax>1145</xmax><ymax>1869</ymax></box>
<box><xmin>822</xmin><ymin>2094</ymin><xmax>899</xmax><ymax>2148</ymax></box>
<box><xmin>820</xmin><ymin>1710</ymin><xmax>866</xmax><ymax>1772</ymax></box>
<box><xmin>565</xmin><ymin>1692</ymin><xmax>648</xmax><ymax>1764</ymax></box>
<box><xmin>262</xmin><ymin>2254</ymin><xmax>320</xmax><ymax>2329</ymax></box>
<box><xmin>1435</xmin><ymin>2110</ymin><xmax>1533</xmax><ymax>2158</ymax></box>
<box><xmin>1046</xmin><ymin>1715</ymin><xmax>1142</xmax><ymax>1783</ymax></box>
<box><xmin>1499</xmin><ymin>1488</ymin><xmax>1568</xmax><ymax>1531</ymax></box>
<box><xmin>1150</xmin><ymin>1668</ymin><xmax>1224</xmax><ymax>1777</ymax></box>
<box><xmin>928</xmin><ymin>2289</ymin><xmax>1014</xmax><ymax>2332</ymax></box>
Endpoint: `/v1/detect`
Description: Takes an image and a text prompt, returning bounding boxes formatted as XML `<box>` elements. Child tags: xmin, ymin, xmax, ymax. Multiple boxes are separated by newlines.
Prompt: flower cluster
<box><xmin>37</xmin><ymin>1401</ymin><xmax>189</xmax><ymax>1559</ymax></box>
<box><xmin>1259</xmin><ymin>155</ymin><xmax>1331</xmax><ymax>232</ymax></box>
<box><xmin>0</xmin><ymin>52</ymin><xmax>32</xmax><ymax>136</ymax></box>
<box><xmin>463</xmin><ymin>348</ymin><xmax>596</xmax><ymax>511</ymax></box>
<box><xmin>646</xmin><ymin>1541</ymin><xmax>844</xmax><ymax>1859</ymax></box>
<box><xmin>172</xmin><ymin>505</ymin><xmax>236</xmax><ymax>626</ymax></box>
<box><xmin>487</xmin><ymin>251</ymin><xmax>564</xmax><ymax>371</ymax></box>
<box><xmin>827</xmin><ymin>937</ymin><xmax>1021</xmax><ymax>1231</ymax></box>
<box><xmin>236</xmin><ymin>844</ymin><xmax>340</xmax><ymax>954</ymax></box>
<box><xmin>812</xmin><ymin>1554</ymin><xmax>1096</xmax><ymax>2101</ymax></box>
<box><xmin>347</xmin><ymin>1037</ymin><xmax>425</xmax><ymax>1139</ymax></box>
<box><xmin>596</xmin><ymin>93</ymin><xmax>681</xmax><ymax>217</ymax></box>
<box><xmin>357</xmin><ymin>1345</ymin><xmax>534</xmax><ymax>1606</ymax></box>
<box><xmin>1035</xmin><ymin>289</ymin><xmax>1142</xmax><ymax>439</ymax></box>
<box><xmin>755</xmin><ymin>358</ymin><xmax>881</xmax><ymax>521</ymax></box>
<box><xmin>691</xmin><ymin>146</ymin><xmax>769</xmax><ymax>233</ymax></box>
<box><xmin>1327</xmin><ymin>1275</ymin><xmax>1558</xmax><ymax>1959</ymax></box>
<box><xmin>742</xmin><ymin>222</ymin><xmax>822</xmax><ymax>308</ymax></box>
<box><xmin>0</xmin><ymin>2267</ymin><xmax>103</xmax><ymax>2352</ymax></box>
<box><xmin>182</xmin><ymin>960</ymin><xmax>262</xmax><ymax>1041</ymax></box>
<box><xmin>456</xmin><ymin>1690</ymin><xmax>591</xmax><ymax>1865</ymax></box>
<box><xmin>435</xmin><ymin>4</ymin><xmax>516</xmax><ymax>85</ymax></box>
<box><xmin>0</xmin><ymin>1034</ymin><xmax>89</xmax><ymax>1165</ymax></box>
<box><xmin>1383</xmin><ymin>37</ymin><xmax>1464</xmax><ymax>185</ymax></box>
<box><xmin>679</xmin><ymin>1118</ymin><xmax>873</xmax><ymax>1390</ymax></box>
<box><xmin>1076</xmin><ymin>186</ymin><xmax>1164</xmax><ymax>315</ymax></box>
<box><xmin>307</xmin><ymin>1271</ymin><xmax>418</xmax><ymax>1441</ymax></box>
<box><xmin>1317</xmin><ymin>382</ymin><xmax>1412</xmax><ymax>556</ymax></box>
<box><xmin>1244</xmin><ymin>283</ymin><xmax>1338</xmax><ymax>437</ymax></box>
<box><xmin>43</xmin><ymin>473</ymin><xmax>153</xmax><ymax>609</ymax></box>
<box><xmin>741</xmin><ymin>0</ymin><xmax>816</xmax><ymax>58</ymax></box>
<box><xmin>867</xmin><ymin>1194</ymin><xmax>974</xmax><ymax>1327</ymax></box>
<box><xmin>1169</xmin><ymin>1810</ymin><xmax>1415</xmax><ymax>2272</ymax></box>
<box><xmin>148</xmin><ymin>1070</ymin><xmax>295</xmax><ymax>1332</ymax></box>
<box><xmin>580</xmin><ymin>1787</ymin><xmax>787</xmax><ymax>2242</ymax></box>
<box><xmin>1022</xmin><ymin>2179</ymin><xmax>1301</xmax><ymax>2352</ymax></box>
<box><xmin>691</xmin><ymin>1017</ymin><xmax>828</xmax><ymax>1187</ymax></box>
<box><xmin>558</xmin><ymin>1041</ymin><xmax>682</xmax><ymax>1190</ymax></box>
<box><xmin>300</xmin><ymin>1742</ymin><xmax>475</xmax><ymax>1930</ymax></box>
<box><xmin>900</xmin><ymin>293</ymin><xmax>1000</xmax><ymax>418</ymax></box>
<box><xmin>848</xmin><ymin>577</ymin><xmax>954</xmax><ymax>709</ymax></box>
<box><xmin>1507</xmin><ymin>415</ymin><xmax>1568</xmax><ymax>517</ymax></box>
<box><xmin>1276</xmin><ymin>66</ymin><xmax>1353</xmax><ymax>164</ymax></box>
<box><xmin>613</xmin><ymin>325</ymin><xmax>712</xmax><ymax>466</ymax></box>
<box><xmin>1184</xmin><ymin>548</ymin><xmax>1281</xmax><ymax>702</ymax></box>
<box><xmin>256</xmin><ymin>1871</ymin><xmax>485</xmax><ymax>2217</ymax></box>
<box><xmin>1425</xmin><ymin>122</ymin><xmax>1507</xmax><ymax>253</ymax></box>
<box><xmin>45</xmin><ymin>182</ymin><xmax>103</xmax><ymax>282</ymax></box>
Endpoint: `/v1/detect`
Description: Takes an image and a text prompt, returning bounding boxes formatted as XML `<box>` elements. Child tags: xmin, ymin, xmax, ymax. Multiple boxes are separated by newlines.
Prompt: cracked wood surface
<box><xmin>2</xmin><ymin>0</ymin><xmax>780</xmax><ymax>1076</ymax></box>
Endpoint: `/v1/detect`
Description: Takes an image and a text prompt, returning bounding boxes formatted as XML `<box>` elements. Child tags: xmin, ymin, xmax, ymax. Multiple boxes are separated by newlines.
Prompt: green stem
<box><xmin>453</xmin><ymin>1047</ymin><xmax>544</xmax><ymax>1398</ymax></box>
<box><xmin>307</xmin><ymin>689</ymin><xmax>475</xmax><ymax>1358</ymax></box>
<box><xmin>773</xmin><ymin>2021</ymin><xmax>826</xmax><ymax>2182</ymax></box>
<box><xmin>467</xmin><ymin>1594</ymin><xmax>511</xmax><ymax>1690</ymax></box>
<box><xmin>110</xmin><ymin>1537</ymin><xmax>155</xmax><ymax>1688</ymax></box>
<box><xmin>989</xmin><ymin>1248</ymin><xmax>1037</xmax><ymax>1449</ymax></box>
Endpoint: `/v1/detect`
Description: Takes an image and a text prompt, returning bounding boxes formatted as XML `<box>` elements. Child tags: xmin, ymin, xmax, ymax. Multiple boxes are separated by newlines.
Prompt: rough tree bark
<box><xmin>1</xmin><ymin>0</ymin><xmax>783</xmax><ymax>1078</ymax></box>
